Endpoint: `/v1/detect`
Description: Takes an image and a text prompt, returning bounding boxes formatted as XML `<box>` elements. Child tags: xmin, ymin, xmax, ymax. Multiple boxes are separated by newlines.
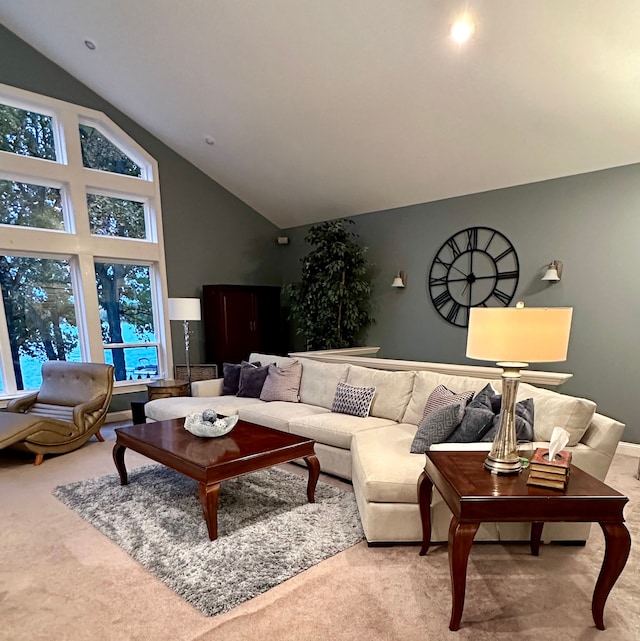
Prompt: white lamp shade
<box><xmin>168</xmin><ymin>297</ymin><xmax>201</xmax><ymax>321</ymax></box>
<box><xmin>391</xmin><ymin>275</ymin><xmax>405</xmax><ymax>288</ymax></box>
<box><xmin>541</xmin><ymin>266</ymin><xmax>560</xmax><ymax>281</ymax></box>
<box><xmin>466</xmin><ymin>306</ymin><xmax>572</xmax><ymax>363</ymax></box>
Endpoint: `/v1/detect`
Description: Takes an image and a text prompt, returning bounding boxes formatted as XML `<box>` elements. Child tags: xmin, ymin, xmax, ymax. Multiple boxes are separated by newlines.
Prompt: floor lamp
<box><xmin>168</xmin><ymin>297</ymin><xmax>202</xmax><ymax>389</ymax></box>
<box><xmin>466</xmin><ymin>302</ymin><xmax>573</xmax><ymax>475</ymax></box>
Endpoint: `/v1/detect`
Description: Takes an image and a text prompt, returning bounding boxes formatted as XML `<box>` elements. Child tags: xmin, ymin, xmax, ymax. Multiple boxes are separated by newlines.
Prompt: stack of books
<box><xmin>526</xmin><ymin>447</ymin><xmax>571</xmax><ymax>490</ymax></box>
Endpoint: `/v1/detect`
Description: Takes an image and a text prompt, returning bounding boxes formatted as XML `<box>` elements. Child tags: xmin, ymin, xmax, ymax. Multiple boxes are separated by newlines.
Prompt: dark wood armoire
<box><xmin>202</xmin><ymin>284</ymin><xmax>285</xmax><ymax>369</ymax></box>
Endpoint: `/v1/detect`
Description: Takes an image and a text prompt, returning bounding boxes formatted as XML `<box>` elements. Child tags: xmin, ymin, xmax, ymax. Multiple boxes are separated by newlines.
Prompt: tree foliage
<box><xmin>0</xmin><ymin>104</ymin><xmax>152</xmax><ymax>387</ymax></box>
<box><xmin>285</xmin><ymin>219</ymin><xmax>373</xmax><ymax>350</ymax></box>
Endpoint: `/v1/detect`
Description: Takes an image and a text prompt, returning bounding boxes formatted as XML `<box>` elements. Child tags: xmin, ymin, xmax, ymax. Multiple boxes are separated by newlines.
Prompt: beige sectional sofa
<box><xmin>144</xmin><ymin>352</ymin><xmax>625</xmax><ymax>545</ymax></box>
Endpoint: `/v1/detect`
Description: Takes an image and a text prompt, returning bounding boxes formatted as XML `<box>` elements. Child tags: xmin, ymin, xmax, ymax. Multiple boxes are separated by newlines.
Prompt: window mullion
<box><xmin>75</xmin><ymin>253</ymin><xmax>104</xmax><ymax>364</ymax></box>
<box><xmin>0</xmin><ymin>282</ymin><xmax>17</xmax><ymax>395</ymax></box>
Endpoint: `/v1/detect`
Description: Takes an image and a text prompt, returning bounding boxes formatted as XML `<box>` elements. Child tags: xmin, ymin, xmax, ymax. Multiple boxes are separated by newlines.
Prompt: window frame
<box><xmin>0</xmin><ymin>83</ymin><xmax>173</xmax><ymax>401</ymax></box>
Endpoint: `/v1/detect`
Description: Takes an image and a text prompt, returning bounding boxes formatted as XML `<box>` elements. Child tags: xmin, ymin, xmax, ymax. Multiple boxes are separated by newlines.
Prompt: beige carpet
<box><xmin>1</xmin><ymin>423</ymin><xmax>638</xmax><ymax>641</ymax></box>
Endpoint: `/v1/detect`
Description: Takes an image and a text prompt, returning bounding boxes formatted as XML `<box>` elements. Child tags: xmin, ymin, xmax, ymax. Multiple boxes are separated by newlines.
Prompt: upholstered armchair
<box><xmin>0</xmin><ymin>361</ymin><xmax>115</xmax><ymax>465</ymax></box>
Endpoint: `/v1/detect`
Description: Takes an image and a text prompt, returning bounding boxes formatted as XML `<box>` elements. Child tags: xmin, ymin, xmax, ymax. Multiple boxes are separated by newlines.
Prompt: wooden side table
<box><xmin>146</xmin><ymin>379</ymin><xmax>190</xmax><ymax>401</ymax></box>
<box><xmin>418</xmin><ymin>451</ymin><xmax>630</xmax><ymax>631</ymax></box>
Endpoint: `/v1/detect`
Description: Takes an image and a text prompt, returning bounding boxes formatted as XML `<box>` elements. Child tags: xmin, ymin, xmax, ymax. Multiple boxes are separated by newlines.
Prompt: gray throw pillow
<box><xmin>446</xmin><ymin>383</ymin><xmax>497</xmax><ymax>443</ymax></box>
<box><xmin>237</xmin><ymin>363</ymin><xmax>270</xmax><ymax>398</ymax></box>
<box><xmin>446</xmin><ymin>406</ymin><xmax>496</xmax><ymax>443</ymax></box>
<box><xmin>481</xmin><ymin>397</ymin><xmax>535</xmax><ymax>442</ymax></box>
<box><xmin>222</xmin><ymin>361</ymin><xmax>260</xmax><ymax>395</ymax></box>
<box><xmin>411</xmin><ymin>403</ymin><xmax>463</xmax><ymax>453</ymax></box>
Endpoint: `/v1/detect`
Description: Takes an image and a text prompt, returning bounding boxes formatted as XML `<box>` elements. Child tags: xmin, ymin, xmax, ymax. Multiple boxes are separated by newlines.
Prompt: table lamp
<box><xmin>168</xmin><ymin>297</ymin><xmax>201</xmax><ymax>387</ymax></box>
<box><xmin>466</xmin><ymin>302</ymin><xmax>573</xmax><ymax>475</ymax></box>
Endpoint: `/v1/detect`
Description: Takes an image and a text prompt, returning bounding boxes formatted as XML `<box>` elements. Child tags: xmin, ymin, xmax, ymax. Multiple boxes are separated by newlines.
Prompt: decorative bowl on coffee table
<box><xmin>184</xmin><ymin>412</ymin><xmax>238</xmax><ymax>438</ymax></box>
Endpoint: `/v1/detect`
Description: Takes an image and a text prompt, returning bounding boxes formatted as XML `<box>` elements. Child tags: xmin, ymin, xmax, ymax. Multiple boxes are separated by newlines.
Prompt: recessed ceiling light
<box><xmin>450</xmin><ymin>18</ymin><xmax>474</xmax><ymax>44</ymax></box>
<box><xmin>84</xmin><ymin>39</ymin><xmax>97</xmax><ymax>51</ymax></box>
<box><xmin>204</xmin><ymin>135</ymin><xmax>215</xmax><ymax>146</ymax></box>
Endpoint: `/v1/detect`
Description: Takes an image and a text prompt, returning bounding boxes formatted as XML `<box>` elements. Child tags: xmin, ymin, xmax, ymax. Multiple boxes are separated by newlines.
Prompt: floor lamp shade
<box><xmin>168</xmin><ymin>298</ymin><xmax>201</xmax><ymax>322</ymax></box>
<box><xmin>466</xmin><ymin>305</ymin><xmax>573</xmax><ymax>475</ymax></box>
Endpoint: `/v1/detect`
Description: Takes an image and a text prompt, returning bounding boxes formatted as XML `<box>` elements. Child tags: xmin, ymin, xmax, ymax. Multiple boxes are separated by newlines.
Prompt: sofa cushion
<box><xmin>331</xmin><ymin>382</ymin><xmax>376</xmax><ymax>418</ymax></box>
<box><xmin>411</xmin><ymin>403</ymin><xmax>463</xmax><ymax>453</ymax></box>
<box><xmin>346</xmin><ymin>365</ymin><xmax>415</xmax><ymax>422</ymax></box>
<box><xmin>238</xmin><ymin>401</ymin><xmax>329</xmax><ymax>432</ymax></box>
<box><xmin>402</xmin><ymin>371</ymin><xmax>490</xmax><ymax>425</ymax></box>
<box><xmin>260</xmin><ymin>361</ymin><xmax>302</xmax><ymax>402</ymax></box>
<box><xmin>237</xmin><ymin>363</ymin><xmax>269</xmax><ymax>398</ymax></box>
<box><xmin>144</xmin><ymin>395</ymin><xmax>264</xmax><ymax>422</ymax></box>
<box><xmin>298</xmin><ymin>358</ymin><xmax>350</xmax><ymax>409</ymax></box>
<box><xmin>515</xmin><ymin>382</ymin><xmax>595</xmax><ymax>446</ymax></box>
<box><xmin>288</xmin><ymin>412</ymin><xmax>396</xmax><ymax>450</ymax></box>
<box><xmin>351</xmin><ymin>423</ymin><xmax>425</xmax><ymax>503</ymax></box>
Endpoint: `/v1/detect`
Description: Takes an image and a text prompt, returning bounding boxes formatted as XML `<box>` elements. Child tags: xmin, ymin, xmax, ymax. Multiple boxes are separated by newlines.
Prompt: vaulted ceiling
<box><xmin>1</xmin><ymin>1</ymin><xmax>639</xmax><ymax>228</ymax></box>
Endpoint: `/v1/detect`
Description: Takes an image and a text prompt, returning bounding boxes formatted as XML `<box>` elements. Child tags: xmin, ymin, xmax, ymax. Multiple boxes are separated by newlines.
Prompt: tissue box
<box><xmin>527</xmin><ymin>447</ymin><xmax>571</xmax><ymax>490</ymax></box>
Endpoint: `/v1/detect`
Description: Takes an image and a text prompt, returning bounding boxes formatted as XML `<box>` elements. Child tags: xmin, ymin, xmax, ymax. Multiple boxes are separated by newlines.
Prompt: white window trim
<box><xmin>0</xmin><ymin>82</ymin><xmax>174</xmax><ymax>400</ymax></box>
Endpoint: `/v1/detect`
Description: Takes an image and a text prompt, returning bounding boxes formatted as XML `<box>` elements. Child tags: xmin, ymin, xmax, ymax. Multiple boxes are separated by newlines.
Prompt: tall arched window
<box><xmin>0</xmin><ymin>83</ymin><xmax>171</xmax><ymax>395</ymax></box>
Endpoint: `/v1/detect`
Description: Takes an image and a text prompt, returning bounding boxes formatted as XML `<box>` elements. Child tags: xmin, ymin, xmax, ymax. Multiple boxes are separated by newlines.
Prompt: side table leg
<box><xmin>448</xmin><ymin>517</ymin><xmax>479</xmax><ymax>631</ymax></box>
<box><xmin>530</xmin><ymin>521</ymin><xmax>544</xmax><ymax>556</ymax></box>
<box><xmin>303</xmin><ymin>455</ymin><xmax>320</xmax><ymax>503</ymax></box>
<box><xmin>112</xmin><ymin>443</ymin><xmax>128</xmax><ymax>485</ymax></box>
<box><xmin>199</xmin><ymin>483</ymin><xmax>221</xmax><ymax>541</ymax></box>
<box><xmin>418</xmin><ymin>471</ymin><xmax>433</xmax><ymax>556</ymax></box>
<box><xmin>592</xmin><ymin>522</ymin><xmax>631</xmax><ymax>630</ymax></box>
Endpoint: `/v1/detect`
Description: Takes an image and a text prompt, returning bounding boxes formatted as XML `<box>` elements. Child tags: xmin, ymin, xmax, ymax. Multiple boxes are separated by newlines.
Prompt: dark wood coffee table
<box><xmin>418</xmin><ymin>451</ymin><xmax>630</xmax><ymax>631</ymax></box>
<box><xmin>112</xmin><ymin>418</ymin><xmax>320</xmax><ymax>541</ymax></box>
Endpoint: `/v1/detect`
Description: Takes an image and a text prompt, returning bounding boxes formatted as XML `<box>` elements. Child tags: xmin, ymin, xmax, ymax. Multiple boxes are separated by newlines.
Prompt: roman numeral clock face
<box><xmin>428</xmin><ymin>227</ymin><xmax>519</xmax><ymax>327</ymax></box>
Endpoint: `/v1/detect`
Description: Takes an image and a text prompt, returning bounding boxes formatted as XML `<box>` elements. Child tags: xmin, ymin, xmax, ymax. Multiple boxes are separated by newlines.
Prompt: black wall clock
<box><xmin>428</xmin><ymin>226</ymin><xmax>519</xmax><ymax>328</ymax></box>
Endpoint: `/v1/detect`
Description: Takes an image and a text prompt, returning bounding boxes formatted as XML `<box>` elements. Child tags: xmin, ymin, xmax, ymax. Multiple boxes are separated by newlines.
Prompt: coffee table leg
<box><xmin>199</xmin><ymin>483</ymin><xmax>221</xmax><ymax>541</ymax></box>
<box><xmin>112</xmin><ymin>443</ymin><xmax>128</xmax><ymax>485</ymax></box>
<box><xmin>592</xmin><ymin>522</ymin><xmax>631</xmax><ymax>630</ymax></box>
<box><xmin>530</xmin><ymin>521</ymin><xmax>544</xmax><ymax>556</ymax></box>
<box><xmin>448</xmin><ymin>517</ymin><xmax>479</xmax><ymax>631</ymax></box>
<box><xmin>418</xmin><ymin>471</ymin><xmax>433</xmax><ymax>556</ymax></box>
<box><xmin>304</xmin><ymin>455</ymin><xmax>320</xmax><ymax>502</ymax></box>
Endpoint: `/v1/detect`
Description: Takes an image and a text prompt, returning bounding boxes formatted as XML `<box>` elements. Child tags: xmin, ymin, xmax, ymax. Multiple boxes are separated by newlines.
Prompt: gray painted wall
<box><xmin>282</xmin><ymin>165</ymin><xmax>640</xmax><ymax>443</ymax></box>
<box><xmin>0</xmin><ymin>25</ymin><xmax>281</xmax><ymax>411</ymax></box>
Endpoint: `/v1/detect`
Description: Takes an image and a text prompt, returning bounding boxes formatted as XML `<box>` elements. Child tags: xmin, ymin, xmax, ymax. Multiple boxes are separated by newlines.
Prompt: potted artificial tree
<box><xmin>285</xmin><ymin>218</ymin><xmax>374</xmax><ymax>350</ymax></box>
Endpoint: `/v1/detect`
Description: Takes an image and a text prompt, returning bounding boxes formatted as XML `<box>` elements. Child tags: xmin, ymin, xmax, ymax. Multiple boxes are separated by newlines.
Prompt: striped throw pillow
<box><xmin>423</xmin><ymin>384</ymin><xmax>474</xmax><ymax>419</ymax></box>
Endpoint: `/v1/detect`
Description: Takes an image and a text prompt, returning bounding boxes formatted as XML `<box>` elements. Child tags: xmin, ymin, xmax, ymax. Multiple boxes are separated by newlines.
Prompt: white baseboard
<box><xmin>616</xmin><ymin>441</ymin><xmax>640</xmax><ymax>457</ymax></box>
<box><xmin>105</xmin><ymin>410</ymin><xmax>132</xmax><ymax>423</ymax></box>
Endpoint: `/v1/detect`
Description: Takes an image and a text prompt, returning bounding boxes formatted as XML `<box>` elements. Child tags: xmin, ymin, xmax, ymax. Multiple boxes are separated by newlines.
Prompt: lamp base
<box><xmin>483</xmin><ymin>453</ymin><xmax>522</xmax><ymax>475</ymax></box>
<box><xmin>484</xmin><ymin>363</ymin><xmax>526</xmax><ymax>476</ymax></box>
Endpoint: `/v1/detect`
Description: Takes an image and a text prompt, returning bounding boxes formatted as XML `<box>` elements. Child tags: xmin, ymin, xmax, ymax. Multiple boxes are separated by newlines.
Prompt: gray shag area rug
<box><xmin>53</xmin><ymin>464</ymin><xmax>364</xmax><ymax>616</ymax></box>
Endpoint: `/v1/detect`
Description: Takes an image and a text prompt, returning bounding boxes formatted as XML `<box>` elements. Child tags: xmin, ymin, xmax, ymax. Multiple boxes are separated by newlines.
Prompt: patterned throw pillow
<box><xmin>423</xmin><ymin>384</ymin><xmax>474</xmax><ymax>419</ymax></box>
<box><xmin>237</xmin><ymin>363</ymin><xmax>270</xmax><ymax>398</ymax></box>
<box><xmin>411</xmin><ymin>403</ymin><xmax>463</xmax><ymax>453</ymax></box>
<box><xmin>260</xmin><ymin>361</ymin><xmax>303</xmax><ymax>402</ymax></box>
<box><xmin>331</xmin><ymin>382</ymin><xmax>376</xmax><ymax>418</ymax></box>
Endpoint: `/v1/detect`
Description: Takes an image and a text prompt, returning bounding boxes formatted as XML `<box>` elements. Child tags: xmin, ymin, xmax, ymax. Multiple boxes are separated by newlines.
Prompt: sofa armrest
<box><xmin>191</xmin><ymin>378</ymin><xmax>224</xmax><ymax>397</ymax></box>
<box><xmin>580</xmin><ymin>412</ymin><xmax>625</xmax><ymax>458</ymax></box>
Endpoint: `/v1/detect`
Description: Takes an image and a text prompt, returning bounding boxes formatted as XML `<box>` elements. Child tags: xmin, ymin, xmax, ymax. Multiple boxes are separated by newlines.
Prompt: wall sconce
<box><xmin>391</xmin><ymin>271</ymin><xmax>406</xmax><ymax>288</ymax></box>
<box><xmin>541</xmin><ymin>260</ymin><xmax>563</xmax><ymax>282</ymax></box>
